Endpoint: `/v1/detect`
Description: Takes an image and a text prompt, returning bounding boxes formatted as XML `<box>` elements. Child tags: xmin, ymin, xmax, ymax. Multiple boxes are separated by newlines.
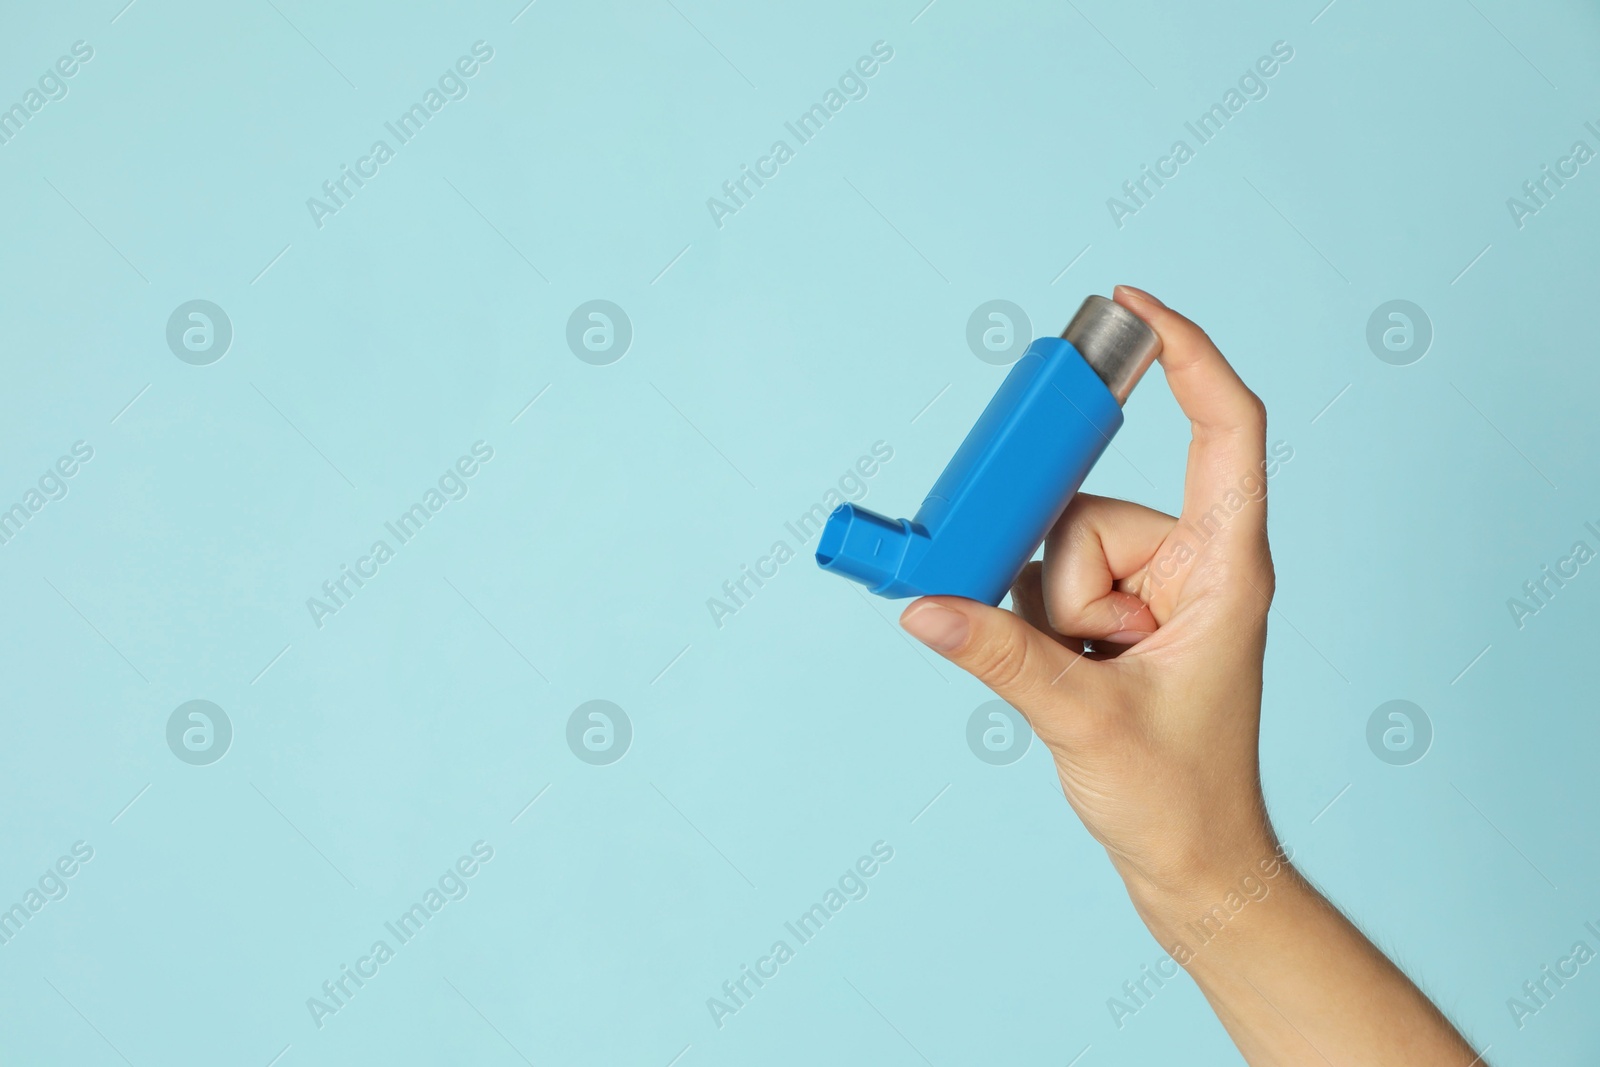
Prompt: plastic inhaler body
<box><xmin>815</xmin><ymin>295</ymin><xmax>1161</xmax><ymax>606</ymax></box>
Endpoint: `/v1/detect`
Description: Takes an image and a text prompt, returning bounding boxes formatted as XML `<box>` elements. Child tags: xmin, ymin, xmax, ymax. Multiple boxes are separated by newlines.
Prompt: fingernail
<box><xmin>901</xmin><ymin>603</ymin><xmax>969</xmax><ymax>652</ymax></box>
<box><xmin>1107</xmin><ymin>630</ymin><xmax>1154</xmax><ymax>645</ymax></box>
<box><xmin>1115</xmin><ymin>284</ymin><xmax>1165</xmax><ymax>308</ymax></box>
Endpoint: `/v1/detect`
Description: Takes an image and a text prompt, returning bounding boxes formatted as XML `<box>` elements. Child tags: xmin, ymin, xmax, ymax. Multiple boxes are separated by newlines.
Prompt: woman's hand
<box><xmin>900</xmin><ymin>284</ymin><xmax>1280</xmax><ymax>913</ymax></box>
<box><xmin>900</xmin><ymin>286</ymin><xmax>1481</xmax><ymax>1065</ymax></box>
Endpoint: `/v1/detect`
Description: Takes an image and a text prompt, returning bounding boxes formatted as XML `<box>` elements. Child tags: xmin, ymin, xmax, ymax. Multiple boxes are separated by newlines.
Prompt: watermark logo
<box><xmin>1110</xmin><ymin>843</ymin><xmax>1295</xmax><ymax>1029</ymax></box>
<box><xmin>306</xmin><ymin>841</ymin><xmax>494</xmax><ymax>1029</ymax></box>
<box><xmin>1365</xmin><ymin>300</ymin><xmax>1431</xmax><ymax>366</ymax></box>
<box><xmin>1507</xmin><ymin>919</ymin><xmax>1600</xmax><ymax>1030</ymax></box>
<box><xmin>965</xmin><ymin>300</ymin><xmax>1031</xmax><ymax>365</ymax></box>
<box><xmin>567</xmin><ymin>700</ymin><xmax>631</xmax><ymax>765</ymax></box>
<box><xmin>305</xmin><ymin>42</ymin><xmax>495</xmax><ymax>230</ymax></box>
<box><xmin>166</xmin><ymin>700</ymin><xmax>232</xmax><ymax>765</ymax></box>
<box><xmin>1506</xmin><ymin>121</ymin><xmax>1600</xmax><ymax>230</ymax></box>
<box><xmin>0</xmin><ymin>440</ymin><xmax>94</xmax><ymax>549</ymax></box>
<box><xmin>166</xmin><ymin>300</ymin><xmax>233</xmax><ymax>365</ymax></box>
<box><xmin>1107</xmin><ymin>41</ymin><xmax>1295</xmax><ymax>229</ymax></box>
<box><xmin>305</xmin><ymin>441</ymin><xmax>495</xmax><ymax>630</ymax></box>
<box><xmin>705</xmin><ymin>41</ymin><xmax>895</xmax><ymax>230</ymax></box>
<box><xmin>966</xmin><ymin>700</ymin><xmax>1031</xmax><ymax>765</ymax></box>
<box><xmin>1107</xmin><ymin>955</ymin><xmax>1183</xmax><ymax>1030</ymax></box>
<box><xmin>1507</xmin><ymin>521</ymin><xmax>1599</xmax><ymax>629</ymax></box>
<box><xmin>705</xmin><ymin>841</ymin><xmax>894</xmax><ymax>1030</ymax></box>
<box><xmin>0</xmin><ymin>841</ymin><xmax>94</xmax><ymax>950</ymax></box>
<box><xmin>708</xmin><ymin>441</ymin><xmax>893</xmax><ymax>630</ymax></box>
<box><xmin>0</xmin><ymin>40</ymin><xmax>95</xmax><ymax>149</ymax></box>
<box><xmin>566</xmin><ymin>300</ymin><xmax>632</xmax><ymax>365</ymax></box>
<box><xmin>1365</xmin><ymin>699</ymin><xmax>1431</xmax><ymax>766</ymax></box>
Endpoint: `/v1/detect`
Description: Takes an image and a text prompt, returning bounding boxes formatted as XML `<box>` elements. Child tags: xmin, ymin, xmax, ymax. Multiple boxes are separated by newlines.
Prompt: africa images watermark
<box><xmin>705</xmin><ymin>840</ymin><xmax>895</xmax><ymax>1030</ymax></box>
<box><xmin>705</xmin><ymin>40</ymin><xmax>895</xmax><ymax>229</ymax></box>
<box><xmin>1505</xmin><ymin>516</ymin><xmax>1600</xmax><ymax>630</ymax></box>
<box><xmin>0</xmin><ymin>440</ymin><xmax>94</xmax><ymax>549</ymax></box>
<box><xmin>1506</xmin><ymin>918</ymin><xmax>1600</xmax><ymax>1031</ymax></box>
<box><xmin>0</xmin><ymin>841</ymin><xmax>95</xmax><ymax>950</ymax></box>
<box><xmin>1145</xmin><ymin>439</ymin><xmax>1294</xmax><ymax>591</ymax></box>
<box><xmin>0</xmin><ymin>39</ymin><xmax>95</xmax><ymax>148</ymax></box>
<box><xmin>706</xmin><ymin>441</ymin><xmax>894</xmax><ymax>628</ymax></box>
<box><xmin>1505</xmin><ymin>118</ymin><xmax>1600</xmax><ymax>230</ymax></box>
<box><xmin>304</xmin><ymin>441</ymin><xmax>494</xmax><ymax>629</ymax></box>
<box><xmin>306</xmin><ymin>840</ymin><xmax>495</xmax><ymax>1029</ymax></box>
<box><xmin>306</xmin><ymin>41</ymin><xmax>496</xmax><ymax>229</ymax></box>
<box><xmin>1106</xmin><ymin>40</ymin><xmax>1295</xmax><ymax>229</ymax></box>
<box><xmin>1107</xmin><ymin>843</ymin><xmax>1295</xmax><ymax>1030</ymax></box>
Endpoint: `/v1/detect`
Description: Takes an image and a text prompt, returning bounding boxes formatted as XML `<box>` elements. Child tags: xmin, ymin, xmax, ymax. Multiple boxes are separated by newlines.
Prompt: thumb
<box><xmin>900</xmin><ymin>597</ymin><xmax>1091</xmax><ymax>709</ymax></box>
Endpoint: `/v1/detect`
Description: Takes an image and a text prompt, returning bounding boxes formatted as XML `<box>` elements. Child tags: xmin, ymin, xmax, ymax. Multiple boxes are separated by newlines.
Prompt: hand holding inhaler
<box><xmin>819</xmin><ymin>286</ymin><xmax>1479</xmax><ymax>1065</ymax></box>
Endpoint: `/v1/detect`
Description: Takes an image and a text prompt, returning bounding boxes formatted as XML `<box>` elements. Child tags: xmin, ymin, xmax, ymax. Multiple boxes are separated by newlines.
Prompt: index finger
<box><xmin>1112</xmin><ymin>285</ymin><xmax>1269</xmax><ymax>531</ymax></box>
<box><xmin>1113</xmin><ymin>285</ymin><xmax>1264</xmax><ymax>441</ymax></box>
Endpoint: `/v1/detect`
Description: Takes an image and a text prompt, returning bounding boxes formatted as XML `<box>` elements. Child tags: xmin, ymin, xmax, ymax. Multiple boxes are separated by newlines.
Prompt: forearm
<box><xmin>1125</xmin><ymin>857</ymin><xmax>1481</xmax><ymax>1066</ymax></box>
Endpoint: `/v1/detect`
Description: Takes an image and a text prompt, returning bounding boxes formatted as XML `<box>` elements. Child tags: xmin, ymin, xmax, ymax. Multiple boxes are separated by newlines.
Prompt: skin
<box><xmin>899</xmin><ymin>286</ymin><xmax>1484</xmax><ymax>1066</ymax></box>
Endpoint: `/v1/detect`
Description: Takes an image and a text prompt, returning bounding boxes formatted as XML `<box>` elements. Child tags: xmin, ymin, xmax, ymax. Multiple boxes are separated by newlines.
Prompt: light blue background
<box><xmin>1</xmin><ymin>0</ymin><xmax>1597</xmax><ymax>1063</ymax></box>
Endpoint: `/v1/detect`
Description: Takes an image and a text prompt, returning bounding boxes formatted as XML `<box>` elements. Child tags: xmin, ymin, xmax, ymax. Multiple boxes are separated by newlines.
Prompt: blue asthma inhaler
<box><xmin>815</xmin><ymin>295</ymin><xmax>1162</xmax><ymax>606</ymax></box>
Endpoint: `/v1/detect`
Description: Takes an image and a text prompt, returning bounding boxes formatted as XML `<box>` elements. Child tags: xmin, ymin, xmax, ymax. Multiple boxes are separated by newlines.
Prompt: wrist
<box><xmin>1119</xmin><ymin>837</ymin><xmax>1300</xmax><ymax>954</ymax></box>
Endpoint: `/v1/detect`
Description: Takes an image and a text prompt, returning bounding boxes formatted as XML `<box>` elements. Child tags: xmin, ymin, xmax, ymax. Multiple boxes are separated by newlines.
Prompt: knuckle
<box><xmin>971</xmin><ymin>632</ymin><xmax>1033</xmax><ymax>693</ymax></box>
<box><xmin>1044</xmin><ymin>595</ymin><xmax>1102</xmax><ymax>641</ymax></box>
<box><xmin>1240</xmin><ymin>391</ymin><xmax>1268</xmax><ymax>431</ymax></box>
<box><xmin>1235</xmin><ymin>547</ymin><xmax>1276</xmax><ymax>614</ymax></box>
<box><xmin>1042</xmin><ymin>602</ymin><xmax>1073</xmax><ymax>637</ymax></box>
<box><xmin>1044</xmin><ymin>584</ymin><xmax>1094</xmax><ymax>639</ymax></box>
<box><xmin>1258</xmin><ymin>555</ymin><xmax>1277</xmax><ymax>601</ymax></box>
